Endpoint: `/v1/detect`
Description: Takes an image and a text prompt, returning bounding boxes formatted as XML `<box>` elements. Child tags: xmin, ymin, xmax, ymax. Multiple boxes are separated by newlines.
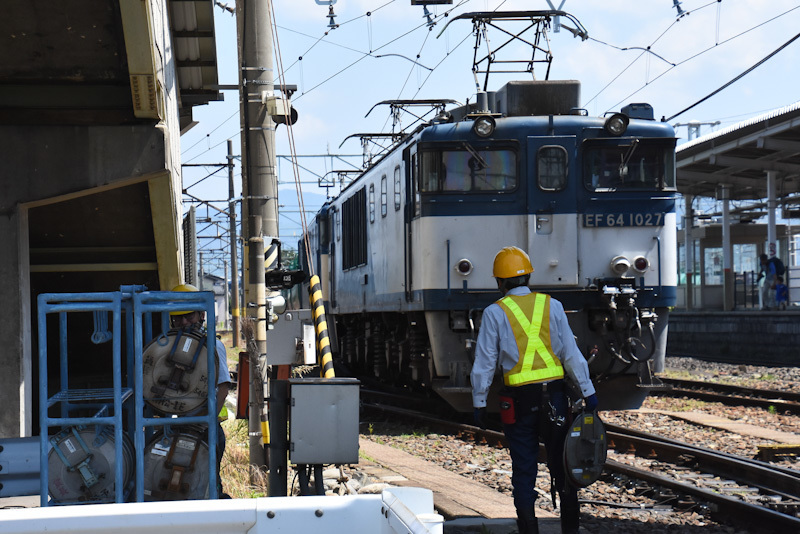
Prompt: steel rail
<box><xmin>361</xmin><ymin>398</ymin><xmax>800</xmax><ymax>532</ymax></box>
<box><xmin>605</xmin><ymin>423</ymin><xmax>800</xmax><ymax>499</ymax></box>
<box><xmin>606</xmin><ymin>459</ymin><xmax>800</xmax><ymax>532</ymax></box>
<box><xmin>655</xmin><ymin>378</ymin><xmax>800</xmax><ymax>414</ymax></box>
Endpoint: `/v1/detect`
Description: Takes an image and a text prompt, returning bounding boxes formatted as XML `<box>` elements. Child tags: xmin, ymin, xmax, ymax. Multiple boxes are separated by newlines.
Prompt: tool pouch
<box><xmin>498</xmin><ymin>395</ymin><xmax>516</xmax><ymax>424</ymax></box>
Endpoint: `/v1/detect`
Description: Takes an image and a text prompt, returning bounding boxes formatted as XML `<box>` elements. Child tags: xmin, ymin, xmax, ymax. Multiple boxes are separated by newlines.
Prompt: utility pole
<box><xmin>223</xmin><ymin>260</ymin><xmax>230</xmax><ymax>331</ymax></box>
<box><xmin>227</xmin><ymin>140</ymin><xmax>241</xmax><ymax>346</ymax></box>
<box><xmin>237</xmin><ymin>0</ymin><xmax>275</xmax><ymax>477</ymax></box>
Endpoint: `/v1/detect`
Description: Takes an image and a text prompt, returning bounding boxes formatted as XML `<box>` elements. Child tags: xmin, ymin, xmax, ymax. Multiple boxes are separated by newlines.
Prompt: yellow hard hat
<box><xmin>492</xmin><ymin>246</ymin><xmax>534</xmax><ymax>278</ymax></box>
<box><xmin>170</xmin><ymin>283</ymin><xmax>199</xmax><ymax>316</ymax></box>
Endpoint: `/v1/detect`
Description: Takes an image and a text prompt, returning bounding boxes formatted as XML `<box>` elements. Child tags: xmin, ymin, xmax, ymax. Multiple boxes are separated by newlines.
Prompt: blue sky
<box><xmin>181</xmin><ymin>0</ymin><xmax>800</xmax><ymax>276</ymax></box>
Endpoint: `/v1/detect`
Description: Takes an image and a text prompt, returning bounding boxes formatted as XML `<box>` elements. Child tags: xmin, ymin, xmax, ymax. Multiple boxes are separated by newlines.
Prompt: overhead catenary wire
<box><xmin>187</xmin><ymin>1</ymin><xmax>800</xmax><ymax>274</ymax></box>
<box><xmin>604</xmin><ymin>2</ymin><xmax>800</xmax><ymax>115</ymax></box>
<box><xmin>664</xmin><ymin>29</ymin><xmax>800</xmax><ymax>123</ymax></box>
<box><xmin>192</xmin><ymin>2</ymin><xmax>800</xmax><ymax>172</ymax></box>
<box><xmin>269</xmin><ymin>0</ymin><xmax>314</xmax><ymax>274</ymax></box>
<box><xmin>183</xmin><ymin>0</ymin><xmax>471</xmax><ymax>168</ymax></box>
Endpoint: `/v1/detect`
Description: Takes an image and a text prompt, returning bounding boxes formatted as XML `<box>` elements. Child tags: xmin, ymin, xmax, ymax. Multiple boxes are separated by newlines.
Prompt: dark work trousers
<box><xmin>203</xmin><ymin>422</ymin><xmax>227</xmax><ymax>496</ymax></box>
<box><xmin>502</xmin><ymin>380</ymin><xmax>578</xmax><ymax>523</ymax></box>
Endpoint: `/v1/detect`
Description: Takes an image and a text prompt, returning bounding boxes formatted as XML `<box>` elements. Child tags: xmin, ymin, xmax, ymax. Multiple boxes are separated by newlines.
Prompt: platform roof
<box><xmin>0</xmin><ymin>0</ymin><xmax>222</xmax><ymax>131</ymax></box>
<box><xmin>676</xmin><ymin>101</ymin><xmax>800</xmax><ymax>202</ymax></box>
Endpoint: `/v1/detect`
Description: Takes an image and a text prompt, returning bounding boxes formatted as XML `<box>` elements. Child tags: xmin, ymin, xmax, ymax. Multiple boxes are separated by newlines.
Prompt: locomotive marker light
<box><xmin>610</xmin><ymin>255</ymin><xmax>631</xmax><ymax>275</ymax></box>
<box><xmin>603</xmin><ymin>113</ymin><xmax>629</xmax><ymax>136</ymax></box>
<box><xmin>455</xmin><ymin>259</ymin><xmax>473</xmax><ymax>275</ymax></box>
<box><xmin>632</xmin><ymin>256</ymin><xmax>649</xmax><ymax>273</ymax></box>
<box><xmin>473</xmin><ymin>115</ymin><xmax>496</xmax><ymax>137</ymax></box>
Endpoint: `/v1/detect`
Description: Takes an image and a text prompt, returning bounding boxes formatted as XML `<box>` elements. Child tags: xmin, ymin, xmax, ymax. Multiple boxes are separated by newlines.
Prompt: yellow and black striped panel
<box><xmin>308</xmin><ymin>275</ymin><xmax>335</xmax><ymax>378</ymax></box>
<box><xmin>265</xmin><ymin>240</ymin><xmax>280</xmax><ymax>272</ymax></box>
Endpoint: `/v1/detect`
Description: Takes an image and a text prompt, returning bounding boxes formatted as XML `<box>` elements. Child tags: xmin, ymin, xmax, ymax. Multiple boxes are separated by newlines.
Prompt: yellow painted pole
<box><xmin>308</xmin><ymin>275</ymin><xmax>334</xmax><ymax>378</ymax></box>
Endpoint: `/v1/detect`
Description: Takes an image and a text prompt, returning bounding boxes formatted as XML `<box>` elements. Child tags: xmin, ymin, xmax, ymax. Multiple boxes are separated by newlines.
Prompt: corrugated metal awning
<box><xmin>676</xmin><ymin>101</ymin><xmax>800</xmax><ymax>201</ymax></box>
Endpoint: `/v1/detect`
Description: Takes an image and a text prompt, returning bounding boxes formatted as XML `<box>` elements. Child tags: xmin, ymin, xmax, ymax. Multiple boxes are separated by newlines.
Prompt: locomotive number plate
<box><xmin>583</xmin><ymin>212</ymin><xmax>664</xmax><ymax>227</ymax></box>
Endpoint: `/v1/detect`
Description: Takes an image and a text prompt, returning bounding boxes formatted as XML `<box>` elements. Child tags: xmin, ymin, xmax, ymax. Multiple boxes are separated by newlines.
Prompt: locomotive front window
<box><xmin>584</xmin><ymin>141</ymin><xmax>675</xmax><ymax>192</ymax></box>
<box><xmin>419</xmin><ymin>147</ymin><xmax>517</xmax><ymax>192</ymax></box>
<box><xmin>537</xmin><ymin>145</ymin><xmax>568</xmax><ymax>191</ymax></box>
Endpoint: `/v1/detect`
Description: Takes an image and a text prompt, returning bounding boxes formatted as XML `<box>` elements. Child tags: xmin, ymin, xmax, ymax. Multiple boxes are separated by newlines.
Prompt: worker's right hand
<box><xmin>473</xmin><ymin>407</ymin><xmax>487</xmax><ymax>429</ymax></box>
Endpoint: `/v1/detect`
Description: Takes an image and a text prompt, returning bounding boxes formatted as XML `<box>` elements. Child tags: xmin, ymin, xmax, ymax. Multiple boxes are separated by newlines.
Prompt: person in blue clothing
<box><xmin>758</xmin><ymin>254</ymin><xmax>777</xmax><ymax>310</ymax></box>
<box><xmin>775</xmin><ymin>276</ymin><xmax>789</xmax><ymax>310</ymax></box>
<box><xmin>471</xmin><ymin>246</ymin><xmax>598</xmax><ymax>534</ymax></box>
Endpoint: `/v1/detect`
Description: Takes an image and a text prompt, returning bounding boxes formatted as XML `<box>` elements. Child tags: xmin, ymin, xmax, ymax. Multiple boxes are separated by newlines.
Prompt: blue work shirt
<box><xmin>471</xmin><ymin>286</ymin><xmax>595</xmax><ymax>408</ymax></box>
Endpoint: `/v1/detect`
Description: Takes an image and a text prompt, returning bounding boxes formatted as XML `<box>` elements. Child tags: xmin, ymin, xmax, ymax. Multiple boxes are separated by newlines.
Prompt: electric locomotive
<box><xmin>300</xmin><ymin>13</ymin><xmax>677</xmax><ymax>412</ymax></box>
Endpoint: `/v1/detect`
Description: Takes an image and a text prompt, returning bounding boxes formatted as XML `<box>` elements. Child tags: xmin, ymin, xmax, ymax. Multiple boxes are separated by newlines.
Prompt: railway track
<box><xmin>655</xmin><ymin>378</ymin><xmax>800</xmax><ymax>414</ymax></box>
<box><xmin>360</xmin><ymin>390</ymin><xmax>800</xmax><ymax>532</ymax></box>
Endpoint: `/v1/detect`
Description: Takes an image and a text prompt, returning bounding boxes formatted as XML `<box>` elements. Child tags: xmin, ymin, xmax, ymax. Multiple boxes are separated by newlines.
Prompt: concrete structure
<box><xmin>676</xmin><ymin>222</ymin><xmax>790</xmax><ymax>309</ymax></box>
<box><xmin>672</xmin><ymin>103</ymin><xmax>800</xmax><ymax>363</ymax></box>
<box><xmin>668</xmin><ymin>311</ymin><xmax>800</xmax><ymax>366</ymax></box>
<box><xmin>676</xmin><ymin>102</ymin><xmax>800</xmax><ymax>311</ymax></box>
<box><xmin>0</xmin><ymin>1</ymin><xmax>221</xmax><ymax>438</ymax></box>
<box><xmin>199</xmin><ymin>271</ymin><xmax>230</xmax><ymax>330</ymax></box>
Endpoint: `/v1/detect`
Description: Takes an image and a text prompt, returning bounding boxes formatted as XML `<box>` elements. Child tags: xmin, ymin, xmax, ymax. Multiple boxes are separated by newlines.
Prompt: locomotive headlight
<box><xmin>455</xmin><ymin>259</ymin><xmax>473</xmax><ymax>276</ymax></box>
<box><xmin>610</xmin><ymin>255</ymin><xmax>631</xmax><ymax>275</ymax></box>
<box><xmin>473</xmin><ymin>116</ymin><xmax>496</xmax><ymax>138</ymax></box>
<box><xmin>604</xmin><ymin>113</ymin><xmax>629</xmax><ymax>136</ymax></box>
<box><xmin>633</xmin><ymin>256</ymin><xmax>649</xmax><ymax>273</ymax></box>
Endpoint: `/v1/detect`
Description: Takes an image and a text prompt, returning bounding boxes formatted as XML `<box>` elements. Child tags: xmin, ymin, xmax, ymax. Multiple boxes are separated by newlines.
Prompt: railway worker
<box><xmin>471</xmin><ymin>247</ymin><xmax>598</xmax><ymax>534</ymax></box>
<box><xmin>170</xmin><ymin>283</ymin><xmax>233</xmax><ymax>498</ymax></box>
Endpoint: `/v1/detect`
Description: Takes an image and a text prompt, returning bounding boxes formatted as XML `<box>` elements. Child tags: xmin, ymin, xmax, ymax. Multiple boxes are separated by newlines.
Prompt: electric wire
<box><xmin>269</xmin><ymin>0</ymin><xmax>314</xmax><ymax>275</ymax></box>
<box><xmin>606</xmin><ymin>3</ymin><xmax>800</xmax><ymax>115</ymax></box>
<box><xmin>295</xmin><ymin>15</ymin><xmax>447</xmax><ymax>101</ymax></box>
<box><xmin>181</xmin><ymin>110</ymin><xmax>240</xmax><ymax>158</ymax></box>
<box><xmin>582</xmin><ymin>0</ymin><xmax>701</xmax><ymax>109</ymax></box>
<box><xmin>185</xmin><ymin>166</ymin><xmax>227</xmax><ymax>190</ymax></box>
<box><xmin>665</xmin><ymin>29</ymin><xmax>800</xmax><ymax>123</ymax></box>
<box><xmin>184</xmin><ymin>0</ymin><xmax>471</xmax><ymax>164</ymax></box>
<box><xmin>281</xmin><ymin>0</ymin><xmax>398</xmax><ymax>76</ymax></box>
<box><xmin>184</xmin><ymin>132</ymin><xmax>241</xmax><ymax>165</ymax></box>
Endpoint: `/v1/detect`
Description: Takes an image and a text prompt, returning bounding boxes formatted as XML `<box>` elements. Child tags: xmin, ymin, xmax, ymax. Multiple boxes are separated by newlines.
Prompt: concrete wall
<box><xmin>668</xmin><ymin>311</ymin><xmax>800</xmax><ymax>366</ymax></box>
<box><xmin>0</xmin><ymin>125</ymin><xmax>170</xmax><ymax>438</ymax></box>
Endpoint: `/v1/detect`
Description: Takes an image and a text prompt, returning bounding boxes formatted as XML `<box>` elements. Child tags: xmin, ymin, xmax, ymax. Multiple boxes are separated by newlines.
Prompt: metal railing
<box><xmin>733</xmin><ymin>271</ymin><xmax>759</xmax><ymax>309</ymax></box>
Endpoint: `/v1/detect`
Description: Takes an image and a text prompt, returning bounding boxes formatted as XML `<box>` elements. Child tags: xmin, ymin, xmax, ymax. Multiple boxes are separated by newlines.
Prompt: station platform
<box><xmin>668</xmin><ymin>310</ymin><xmax>800</xmax><ymax>366</ymax></box>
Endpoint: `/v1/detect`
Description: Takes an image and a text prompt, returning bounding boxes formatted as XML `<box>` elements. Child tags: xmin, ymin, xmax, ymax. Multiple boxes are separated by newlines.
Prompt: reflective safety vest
<box><xmin>497</xmin><ymin>292</ymin><xmax>565</xmax><ymax>387</ymax></box>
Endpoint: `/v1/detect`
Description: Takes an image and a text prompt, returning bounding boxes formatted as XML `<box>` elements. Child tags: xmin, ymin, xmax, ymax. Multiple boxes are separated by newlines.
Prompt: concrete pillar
<box><xmin>718</xmin><ymin>185</ymin><xmax>734</xmax><ymax>311</ymax></box>
<box><xmin>767</xmin><ymin>171</ymin><xmax>778</xmax><ymax>258</ymax></box>
<box><xmin>684</xmin><ymin>194</ymin><xmax>694</xmax><ymax>310</ymax></box>
<box><xmin>0</xmin><ymin>209</ymin><xmax>32</xmax><ymax>437</ymax></box>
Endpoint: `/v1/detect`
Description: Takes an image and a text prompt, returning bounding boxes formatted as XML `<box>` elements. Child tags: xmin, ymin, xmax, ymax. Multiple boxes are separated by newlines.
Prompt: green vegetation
<box><xmin>359</xmin><ymin>451</ymin><xmax>377</xmax><ymax>463</ymax></box>
<box><xmin>669</xmin><ymin>398</ymin><xmax>708</xmax><ymax>412</ymax></box>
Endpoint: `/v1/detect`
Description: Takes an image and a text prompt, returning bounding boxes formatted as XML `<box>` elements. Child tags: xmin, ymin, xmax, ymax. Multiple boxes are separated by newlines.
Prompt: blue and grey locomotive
<box><xmin>301</xmin><ymin>77</ymin><xmax>677</xmax><ymax>411</ymax></box>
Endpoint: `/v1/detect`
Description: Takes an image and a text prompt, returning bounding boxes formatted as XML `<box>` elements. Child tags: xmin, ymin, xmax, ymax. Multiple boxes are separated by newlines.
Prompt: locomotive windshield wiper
<box><xmin>618</xmin><ymin>139</ymin><xmax>640</xmax><ymax>181</ymax></box>
<box><xmin>461</xmin><ymin>141</ymin><xmax>487</xmax><ymax>170</ymax></box>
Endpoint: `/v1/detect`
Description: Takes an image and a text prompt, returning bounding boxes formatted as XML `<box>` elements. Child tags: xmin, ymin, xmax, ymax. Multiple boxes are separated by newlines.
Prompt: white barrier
<box><xmin>0</xmin><ymin>487</ymin><xmax>444</xmax><ymax>534</ymax></box>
